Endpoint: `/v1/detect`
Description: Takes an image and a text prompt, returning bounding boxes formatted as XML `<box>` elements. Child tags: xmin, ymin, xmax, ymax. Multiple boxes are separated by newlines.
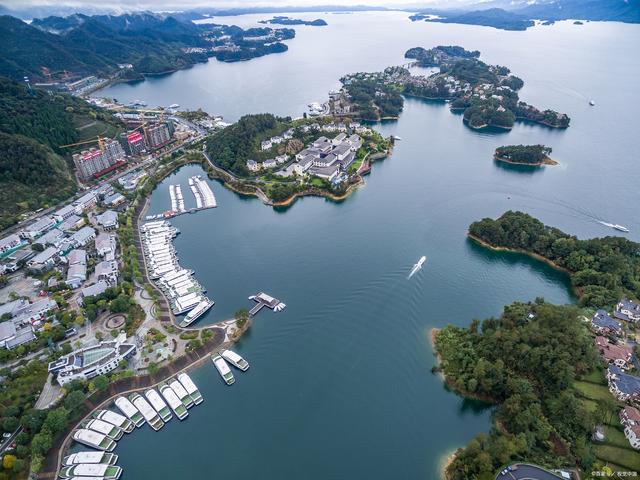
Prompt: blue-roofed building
<box><xmin>591</xmin><ymin>310</ymin><xmax>623</xmax><ymax>336</ymax></box>
<box><xmin>615</xmin><ymin>299</ymin><xmax>640</xmax><ymax>323</ymax></box>
<box><xmin>608</xmin><ymin>365</ymin><xmax>640</xmax><ymax>401</ymax></box>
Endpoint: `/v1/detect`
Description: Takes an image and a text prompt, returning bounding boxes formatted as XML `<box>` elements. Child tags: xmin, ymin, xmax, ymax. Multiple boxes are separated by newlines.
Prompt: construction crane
<box><xmin>60</xmin><ymin>136</ymin><xmax>106</xmax><ymax>150</ymax></box>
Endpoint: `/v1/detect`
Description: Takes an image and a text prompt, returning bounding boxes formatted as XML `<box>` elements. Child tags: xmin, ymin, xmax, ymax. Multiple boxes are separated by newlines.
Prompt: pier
<box><xmin>166</xmin><ymin>176</ymin><xmax>217</xmax><ymax>218</ymax></box>
<box><xmin>248</xmin><ymin>292</ymin><xmax>286</xmax><ymax>316</ymax></box>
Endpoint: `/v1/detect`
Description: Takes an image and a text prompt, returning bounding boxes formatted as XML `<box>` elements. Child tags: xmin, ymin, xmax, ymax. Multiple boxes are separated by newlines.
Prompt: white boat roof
<box><xmin>169</xmin><ymin>379</ymin><xmax>190</xmax><ymax>399</ymax></box>
<box><xmin>213</xmin><ymin>356</ymin><xmax>231</xmax><ymax>375</ymax></box>
<box><xmin>131</xmin><ymin>395</ymin><xmax>158</xmax><ymax>421</ymax></box>
<box><xmin>115</xmin><ymin>396</ymin><xmax>139</xmax><ymax>418</ymax></box>
<box><xmin>222</xmin><ymin>350</ymin><xmax>243</xmax><ymax>363</ymax></box>
<box><xmin>97</xmin><ymin>410</ymin><xmax>127</xmax><ymax>427</ymax></box>
<box><xmin>87</xmin><ymin>419</ymin><xmax>115</xmax><ymax>435</ymax></box>
<box><xmin>161</xmin><ymin>269</ymin><xmax>189</xmax><ymax>281</ymax></box>
<box><xmin>68</xmin><ymin>477</ymin><xmax>105</xmax><ymax>480</ymax></box>
<box><xmin>74</xmin><ymin>429</ymin><xmax>107</xmax><ymax>445</ymax></box>
<box><xmin>177</xmin><ymin>373</ymin><xmax>198</xmax><ymax>395</ymax></box>
<box><xmin>64</xmin><ymin>451</ymin><xmax>105</xmax><ymax>465</ymax></box>
<box><xmin>145</xmin><ymin>389</ymin><xmax>168</xmax><ymax>411</ymax></box>
<box><xmin>68</xmin><ymin>464</ymin><xmax>111</xmax><ymax>476</ymax></box>
<box><xmin>159</xmin><ymin>385</ymin><xmax>183</xmax><ymax>409</ymax></box>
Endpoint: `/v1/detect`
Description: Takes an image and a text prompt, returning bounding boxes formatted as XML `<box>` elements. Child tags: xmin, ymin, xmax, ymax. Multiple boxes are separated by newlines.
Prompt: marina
<box><xmin>140</xmin><ymin>220</ymin><xmax>213</xmax><ymax>325</ymax></box>
<box><xmin>59</xmin><ymin>463</ymin><xmax>123</xmax><ymax>480</ymax></box>
<box><xmin>144</xmin><ymin>388</ymin><xmax>173</xmax><ymax>422</ymax></box>
<box><xmin>114</xmin><ymin>397</ymin><xmax>145</xmax><ymax>428</ymax></box>
<box><xmin>221</xmin><ymin>349</ymin><xmax>250</xmax><ymax>371</ymax></box>
<box><xmin>159</xmin><ymin>383</ymin><xmax>189</xmax><ymax>420</ymax></box>
<box><xmin>131</xmin><ymin>393</ymin><xmax>165</xmax><ymax>431</ymax></box>
<box><xmin>165</xmin><ymin>176</ymin><xmax>217</xmax><ymax>218</ymax></box>
<box><xmin>169</xmin><ymin>379</ymin><xmax>195</xmax><ymax>408</ymax></box>
<box><xmin>84</xmin><ymin>418</ymin><xmax>124</xmax><ymax>441</ymax></box>
<box><xmin>248</xmin><ymin>292</ymin><xmax>286</xmax><ymax>316</ymax></box>
<box><xmin>211</xmin><ymin>354</ymin><xmax>235</xmax><ymax>385</ymax></box>
<box><xmin>178</xmin><ymin>372</ymin><xmax>204</xmax><ymax>405</ymax></box>
<box><xmin>94</xmin><ymin>410</ymin><xmax>134</xmax><ymax>434</ymax></box>
<box><xmin>72</xmin><ymin>429</ymin><xmax>117</xmax><ymax>452</ymax></box>
<box><xmin>63</xmin><ymin>452</ymin><xmax>118</xmax><ymax>466</ymax></box>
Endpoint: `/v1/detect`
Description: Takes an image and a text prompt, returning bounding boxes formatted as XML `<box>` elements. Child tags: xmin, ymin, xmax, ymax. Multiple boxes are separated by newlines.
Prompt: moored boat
<box><xmin>159</xmin><ymin>383</ymin><xmax>189</xmax><ymax>420</ymax></box>
<box><xmin>114</xmin><ymin>397</ymin><xmax>145</xmax><ymax>427</ymax></box>
<box><xmin>177</xmin><ymin>372</ymin><xmax>203</xmax><ymax>405</ymax></box>
<box><xmin>130</xmin><ymin>393</ymin><xmax>164</xmax><ymax>431</ymax></box>
<box><xmin>63</xmin><ymin>451</ymin><xmax>118</xmax><ymax>466</ymax></box>
<box><xmin>144</xmin><ymin>388</ymin><xmax>173</xmax><ymax>422</ymax></box>
<box><xmin>94</xmin><ymin>410</ymin><xmax>134</xmax><ymax>433</ymax></box>
<box><xmin>72</xmin><ymin>429</ymin><xmax>116</xmax><ymax>452</ymax></box>
<box><xmin>84</xmin><ymin>418</ymin><xmax>123</xmax><ymax>441</ymax></box>
<box><xmin>59</xmin><ymin>463</ymin><xmax>122</xmax><ymax>479</ymax></box>
<box><xmin>211</xmin><ymin>354</ymin><xmax>235</xmax><ymax>385</ymax></box>
<box><xmin>221</xmin><ymin>349</ymin><xmax>250</xmax><ymax>371</ymax></box>
<box><xmin>179</xmin><ymin>298</ymin><xmax>214</xmax><ymax>327</ymax></box>
<box><xmin>169</xmin><ymin>379</ymin><xmax>194</xmax><ymax>408</ymax></box>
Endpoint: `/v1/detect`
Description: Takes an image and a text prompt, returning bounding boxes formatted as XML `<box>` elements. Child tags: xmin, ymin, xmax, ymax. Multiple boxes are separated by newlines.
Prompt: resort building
<box><xmin>69</xmin><ymin>226</ymin><xmax>96</xmax><ymax>248</ymax></box>
<box><xmin>591</xmin><ymin>310</ymin><xmax>623</xmax><ymax>336</ymax></box>
<box><xmin>595</xmin><ymin>336</ymin><xmax>633</xmax><ymax>369</ymax></box>
<box><xmin>74</xmin><ymin>192</ymin><xmax>98</xmax><ymax>214</ymax></box>
<box><xmin>66</xmin><ymin>249</ymin><xmax>87</xmax><ymax>289</ymax></box>
<box><xmin>0</xmin><ymin>234</ymin><xmax>23</xmax><ymax>254</ymax></box>
<box><xmin>20</xmin><ymin>216</ymin><xmax>56</xmax><ymax>240</ymax></box>
<box><xmin>624</xmin><ymin>425</ymin><xmax>640</xmax><ymax>449</ymax></box>
<box><xmin>96</xmin><ymin>210</ymin><xmax>119</xmax><ymax>231</ymax></box>
<box><xmin>48</xmin><ymin>335</ymin><xmax>136</xmax><ymax>385</ymax></box>
<box><xmin>615</xmin><ymin>299</ymin><xmax>640</xmax><ymax>323</ymax></box>
<box><xmin>53</xmin><ymin>205</ymin><xmax>77</xmax><ymax>223</ymax></box>
<box><xmin>95</xmin><ymin>260</ymin><xmax>119</xmax><ymax>284</ymax></box>
<box><xmin>58</xmin><ymin>215</ymin><xmax>84</xmax><ymax>233</ymax></box>
<box><xmin>27</xmin><ymin>246</ymin><xmax>59</xmax><ymax>273</ymax></box>
<box><xmin>79</xmin><ymin>280</ymin><xmax>109</xmax><ymax>304</ymax></box>
<box><xmin>34</xmin><ymin>228</ymin><xmax>65</xmax><ymax>249</ymax></box>
<box><xmin>607</xmin><ymin>365</ymin><xmax>640</xmax><ymax>401</ymax></box>
<box><xmin>96</xmin><ymin>233</ymin><xmax>117</xmax><ymax>259</ymax></box>
<box><xmin>247</xmin><ymin>159</ymin><xmax>260</xmax><ymax>172</ymax></box>
<box><xmin>620</xmin><ymin>406</ymin><xmax>640</xmax><ymax>428</ymax></box>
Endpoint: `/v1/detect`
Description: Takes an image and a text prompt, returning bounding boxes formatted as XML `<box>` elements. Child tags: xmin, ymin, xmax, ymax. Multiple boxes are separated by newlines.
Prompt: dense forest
<box><xmin>342</xmin><ymin>77</ymin><xmax>404</xmax><ymax>120</ymax></box>
<box><xmin>494</xmin><ymin>144</ymin><xmax>553</xmax><ymax>165</ymax></box>
<box><xmin>436</xmin><ymin>301</ymin><xmax>600</xmax><ymax>479</ymax></box>
<box><xmin>469</xmin><ymin>211</ymin><xmax>640</xmax><ymax>307</ymax></box>
<box><xmin>404</xmin><ymin>45</ymin><xmax>480</xmax><ymax>68</ymax></box>
<box><xmin>259</xmin><ymin>16</ymin><xmax>327</xmax><ymax>26</ymax></box>
<box><xmin>411</xmin><ymin>8</ymin><xmax>535</xmax><ymax>31</ymax></box>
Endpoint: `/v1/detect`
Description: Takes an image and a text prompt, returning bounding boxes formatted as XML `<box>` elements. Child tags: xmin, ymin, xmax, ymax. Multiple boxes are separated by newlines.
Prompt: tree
<box><xmin>2</xmin><ymin>454</ymin><xmax>16</xmax><ymax>470</ymax></box>
<box><xmin>31</xmin><ymin>431</ymin><xmax>53</xmax><ymax>456</ymax></box>
<box><xmin>43</xmin><ymin>407</ymin><xmax>68</xmax><ymax>435</ymax></box>
<box><xmin>64</xmin><ymin>390</ymin><xmax>85</xmax><ymax>411</ymax></box>
<box><xmin>90</xmin><ymin>375</ymin><xmax>109</xmax><ymax>392</ymax></box>
<box><xmin>235</xmin><ymin>309</ymin><xmax>249</xmax><ymax>329</ymax></box>
<box><xmin>1</xmin><ymin>416</ymin><xmax>19</xmax><ymax>432</ymax></box>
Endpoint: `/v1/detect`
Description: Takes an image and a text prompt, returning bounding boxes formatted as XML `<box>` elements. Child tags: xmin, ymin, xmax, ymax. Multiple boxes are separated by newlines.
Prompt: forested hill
<box><xmin>0</xmin><ymin>76</ymin><xmax>122</xmax><ymax>229</ymax></box>
<box><xmin>469</xmin><ymin>211</ymin><xmax>640</xmax><ymax>307</ymax></box>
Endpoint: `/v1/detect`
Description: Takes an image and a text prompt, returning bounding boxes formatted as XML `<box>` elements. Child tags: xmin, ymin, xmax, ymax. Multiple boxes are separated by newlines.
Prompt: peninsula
<box><xmin>493</xmin><ymin>144</ymin><xmax>557</xmax><ymax>166</ymax></box>
<box><xmin>259</xmin><ymin>16</ymin><xmax>327</xmax><ymax>26</ymax></box>
<box><xmin>327</xmin><ymin>46</ymin><xmax>571</xmax><ymax>129</ymax></box>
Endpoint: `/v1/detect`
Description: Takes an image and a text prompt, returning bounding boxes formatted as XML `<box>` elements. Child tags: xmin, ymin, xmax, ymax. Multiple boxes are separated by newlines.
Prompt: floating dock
<box><xmin>165</xmin><ymin>178</ymin><xmax>217</xmax><ymax>218</ymax></box>
<box><xmin>248</xmin><ymin>292</ymin><xmax>286</xmax><ymax>316</ymax></box>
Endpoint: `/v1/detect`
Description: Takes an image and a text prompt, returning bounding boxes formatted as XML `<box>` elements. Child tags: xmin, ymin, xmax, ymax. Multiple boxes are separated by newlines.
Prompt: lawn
<box><xmin>575</xmin><ymin>380</ymin><xmax>616</xmax><ymax>402</ymax></box>
<box><xmin>594</xmin><ymin>444</ymin><xmax>640</xmax><ymax>472</ymax></box>
<box><xmin>603</xmin><ymin>425</ymin><xmax>632</xmax><ymax>449</ymax></box>
<box><xmin>580</xmin><ymin>369</ymin><xmax>607</xmax><ymax>385</ymax></box>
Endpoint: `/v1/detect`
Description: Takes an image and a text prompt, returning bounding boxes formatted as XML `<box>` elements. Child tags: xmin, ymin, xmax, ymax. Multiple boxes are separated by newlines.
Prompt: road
<box><xmin>0</xmin><ymin>427</ymin><xmax>22</xmax><ymax>456</ymax></box>
<box><xmin>496</xmin><ymin>464</ymin><xmax>564</xmax><ymax>480</ymax></box>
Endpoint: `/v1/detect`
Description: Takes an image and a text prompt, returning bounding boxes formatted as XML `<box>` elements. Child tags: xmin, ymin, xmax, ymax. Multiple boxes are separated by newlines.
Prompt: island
<box><xmin>493</xmin><ymin>144</ymin><xmax>557</xmax><ymax>166</ymax></box>
<box><xmin>468</xmin><ymin>211</ymin><xmax>640</xmax><ymax>307</ymax></box>
<box><xmin>203</xmin><ymin>113</ymin><xmax>391</xmax><ymax>205</ymax></box>
<box><xmin>327</xmin><ymin>46</ymin><xmax>571</xmax><ymax>129</ymax></box>
<box><xmin>410</xmin><ymin>8</ymin><xmax>535</xmax><ymax>31</ymax></box>
<box><xmin>259</xmin><ymin>16</ymin><xmax>328</xmax><ymax>26</ymax></box>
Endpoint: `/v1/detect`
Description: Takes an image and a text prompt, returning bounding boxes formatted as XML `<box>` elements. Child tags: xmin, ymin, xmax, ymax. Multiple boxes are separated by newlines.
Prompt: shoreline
<box><xmin>493</xmin><ymin>154</ymin><xmax>558</xmax><ymax>166</ymax></box>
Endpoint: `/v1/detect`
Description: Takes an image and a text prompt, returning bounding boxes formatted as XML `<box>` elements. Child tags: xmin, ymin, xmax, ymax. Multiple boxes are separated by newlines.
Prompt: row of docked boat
<box><xmin>63</xmin><ymin>372</ymin><xmax>203</xmax><ymax>479</ymax></box>
<box><xmin>140</xmin><ymin>220</ymin><xmax>214</xmax><ymax>326</ymax></box>
<box><xmin>212</xmin><ymin>349</ymin><xmax>250</xmax><ymax>386</ymax></box>
<box><xmin>169</xmin><ymin>184</ymin><xmax>185</xmax><ymax>213</ymax></box>
<box><xmin>188</xmin><ymin>175</ymin><xmax>217</xmax><ymax>209</ymax></box>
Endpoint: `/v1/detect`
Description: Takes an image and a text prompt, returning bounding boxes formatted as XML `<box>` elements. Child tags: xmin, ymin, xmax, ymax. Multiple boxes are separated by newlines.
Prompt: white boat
<box><xmin>613</xmin><ymin>224</ymin><xmax>630</xmax><ymax>232</ymax></box>
<box><xmin>114</xmin><ymin>397</ymin><xmax>145</xmax><ymax>427</ymax></box>
<box><xmin>72</xmin><ymin>429</ymin><xmax>116</xmax><ymax>452</ymax></box>
<box><xmin>130</xmin><ymin>393</ymin><xmax>164</xmax><ymax>431</ymax></box>
<box><xmin>179</xmin><ymin>298</ymin><xmax>214</xmax><ymax>327</ymax></box>
<box><xmin>94</xmin><ymin>410</ymin><xmax>134</xmax><ymax>433</ymax></box>
<box><xmin>169</xmin><ymin>103</ymin><xmax>180</xmax><ymax>109</ymax></box>
<box><xmin>84</xmin><ymin>419</ymin><xmax>123</xmax><ymax>440</ymax></box>
<box><xmin>159</xmin><ymin>384</ymin><xmax>189</xmax><ymax>420</ymax></box>
<box><xmin>59</xmin><ymin>463</ymin><xmax>122</xmax><ymax>480</ymax></box>
<box><xmin>144</xmin><ymin>389</ymin><xmax>173</xmax><ymax>422</ymax></box>
<box><xmin>177</xmin><ymin>372</ymin><xmax>203</xmax><ymax>405</ymax></box>
<box><xmin>169</xmin><ymin>379</ymin><xmax>194</xmax><ymax>408</ymax></box>
<box><xmin>393</xmin><ymin>135</ymin><xmax>403</xmax><ymax>140</ymax></box>
<box><xmin>63</xmin><ymin>451</ymin><xmax>118</xmax><ymax>466</ymax></box>
<box><xmin>408</xmin><ymin>255</ymin><xmax>427</xmax><ymax>278</ymax></box>
<box><xmin>221</xmin><ymin>349</ymin><xmax>250</xmax><ymax>371</ymax></box>
<box><xmin>212</xmin><ymin>354</ymin><xmax>235</xmax><ymax>385</ymax></box>
<box><xmin>589</xmin><ymin>99</ymin><xmax>595</xmax><ymax>106</ymax></box>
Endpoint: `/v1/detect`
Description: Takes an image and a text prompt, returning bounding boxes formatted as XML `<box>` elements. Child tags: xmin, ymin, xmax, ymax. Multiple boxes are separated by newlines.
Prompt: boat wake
<box><xmin>408</xmin><ymin>256</ymin><xmax>427</xmax><ymax>279</ymax></box>
<box><xmin>596</xmin><ymin>220</ymin><xmax>630</xmax><ymax>233</ymax></box>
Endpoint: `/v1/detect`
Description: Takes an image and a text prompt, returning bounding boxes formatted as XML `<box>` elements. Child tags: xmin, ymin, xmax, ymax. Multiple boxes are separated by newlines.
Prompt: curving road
<box><xmin>496</xmin><ymin>464</ymin><xmax>564</xmax><ymax>480</ymax></box>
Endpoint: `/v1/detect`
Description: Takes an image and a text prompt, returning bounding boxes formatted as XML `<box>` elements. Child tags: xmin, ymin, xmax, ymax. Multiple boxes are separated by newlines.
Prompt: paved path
<box><xmin>496</xmin><ymin>464</ymin><xmax>564</xmax><ymax>480</ymax></box>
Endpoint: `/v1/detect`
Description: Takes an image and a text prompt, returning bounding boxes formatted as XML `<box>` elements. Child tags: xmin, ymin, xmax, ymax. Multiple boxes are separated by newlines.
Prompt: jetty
<box><xmin>165</xmin><ymin>177</ymin><xmax>217</xmax><ymax>219</ymax></box>
<box><xmin>248</xmin><ymin>292</ymin><xmax>286</xmax><ymax>316</ymax></box>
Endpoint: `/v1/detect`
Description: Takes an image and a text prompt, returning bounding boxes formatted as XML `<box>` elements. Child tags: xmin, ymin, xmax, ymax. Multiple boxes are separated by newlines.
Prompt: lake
<box><xmin>99</xmin><ymin>11</ymin><xmax>640</xmax><ymax>479</ymax></box>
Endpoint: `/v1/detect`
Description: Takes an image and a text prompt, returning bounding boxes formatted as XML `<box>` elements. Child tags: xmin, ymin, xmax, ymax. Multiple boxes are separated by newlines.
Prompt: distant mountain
<box><xmin>411</xmin><ymin>8</ymin><xmax>534</xmax><ymax>31</ymax></box>
<box><xmin>515</xmin><ymin>0</ymin><xmax>640</xmax><ymax>23</ymax></box>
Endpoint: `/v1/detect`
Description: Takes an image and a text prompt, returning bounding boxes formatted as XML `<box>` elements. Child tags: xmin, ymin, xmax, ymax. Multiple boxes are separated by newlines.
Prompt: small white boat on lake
<box><xmin>177</xmin><ymin>372</ymin><xmax>203</xmax><ymax>405</ymax></box>
<box><xmin>159</xmin><ymin>384</ymin><xmax>189</xmax><ymax>420</ymax></box>
<box><xmin>63</xmin><ymin>451</ymin><xmax>118</xmax><ymax>466</ymax></box>
<box><xmin>221</xmin><ymin>349</ymin><xmax>249</xmax><ymax>371</ymax></box>
<box><xmin>212</xmin><ymin>354</ymin><xmax>235</xmax><ymax>385</ymax></box>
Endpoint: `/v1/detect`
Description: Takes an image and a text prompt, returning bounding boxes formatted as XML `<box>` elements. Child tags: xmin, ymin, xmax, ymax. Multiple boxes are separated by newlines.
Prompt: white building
<box><xmin>95</xmin><ymin>233</ymin><xmax>117</xmax><ymax>258</ymax></box>
<box><xmin>246</xmin><ymin>160</ymin><xmax>260</xmax><ymax>172</ymax></box>
<box><xmin>20</xmin><ymin>217</ymin><xmax>57</xmax><ymax>240</ymax></box>
<box><xmin>96</xmin><ymin>210</ymin><xmax>119</xmax><ymax>231</ymax></box>
<box><xmin>0</xmin><ymin>234</ymin><xmax>23</xmax><ymax>254</ymax></box>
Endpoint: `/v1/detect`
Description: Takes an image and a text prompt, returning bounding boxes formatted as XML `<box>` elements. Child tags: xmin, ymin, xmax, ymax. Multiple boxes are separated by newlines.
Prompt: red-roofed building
<box><xmin>620</xmin><ymin>406</ymin><xmax>640</xmax><ymax>428</ymax></box>
<box><xmin>595</xmin><ymin>336</ymin><xmax>633</xmax><ymax>369</ymax></box>
<box><xmin>624</xmin><ymin>424</ymin><xmax>640</xmax><ymax>450</ymax></box>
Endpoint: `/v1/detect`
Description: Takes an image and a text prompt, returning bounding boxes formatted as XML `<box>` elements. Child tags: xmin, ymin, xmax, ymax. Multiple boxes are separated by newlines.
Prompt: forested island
<box><xmin>259</xmin><ymin>16</ymin><xmax>327</xmax><ymax>26</ymax></box>
<box><xmin>410</xmin><ymin>8</ymin><xmax>534</xmax><ymax>31</ymax></box>
<box><xmin>0</xmin><ymin>12</ymin><xmax>295</xmax><ymax>81</ymax></box>
<box><xmin>435</xmin><ymin>300</ymin><xmax>601</xmax><ymax>479</ymax></box>
<box><xmin>468</xmin><ymin>211</ymin><xmax>640</xmax><ymax>307</ymax></box>
<box><xmin>494</xmin><ymin>144</ymin><xmax>556</xmax><ymax>166</ymax></box>
<box><xmin>204</xmin><ymin>113</ymin><xmax>390</xmax><ymax>204</ymax></box>
<box><xmin>329</xmin><ymin>46</ymin><xmax>570</xmax><ymax>129</ymax></box>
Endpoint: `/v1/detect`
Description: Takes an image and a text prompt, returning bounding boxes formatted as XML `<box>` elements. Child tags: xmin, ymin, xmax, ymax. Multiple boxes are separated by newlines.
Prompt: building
<box><xmin>615</xmin><ymin>299</ymin><xmax>640</xmax><ymax>323</ymax></box>
<box><xmin>103</xmin><ymin>192</ymin><xmax>126</xmax><ymax>207</ymax></box>
<box><xmin>293</xmin><ymin>155</ymin><xmax>314</xmax><ymax>175</ymax></box>
<box><xmin>66</xmin><ymin>249</ymin><xmax>87</xmax><ymax>289</ymax></box>
<box><xmin>96</xmin><ymin>210</ymin><xmax>119</xmax><ymax>230</ymax></box>
<box><xmin>27</xmin><ymin>246</ymin><xmax>59</xmax><ymax>273</ymax></box>
<box><xmin>0</xmin><ymin>321</ymin><xmax>36</xmax><ymax>350</ymax></box>
<box><xmin>69</xmin><ymin>226</ymin><xmax>96</xmax><ymax>248</ymax></box>
<box><xmin>73</xmin><ymin>140</ymin><xmax>126</xmax><ymax>180</ymax></box>
<box><xmin>595</xmin><ymin>336</ymin><xmax>633</xmax><ymax>369</ymax></box>
<box><xmin>20</xmin><ymin>217</ymin><xmax>57</xmax><ymax>240</ymax></box>
<box><xmin>620</xmin><ymin>406</ymin><xmax>640</xmax><ymax>428</ymax></box>
<box><xmin>58</xmin><ymin>215</ymin><xmax>84</xmax><ymax>233</ymax></box>
<box><xmin>0</xmin><ymin>234</ymin><xmax>23</xmax><ymax>254</ymax></box>
<box><xmin>53</xmin><ymin>204</ymin><xmax>76</xmax><ymax>223</ymax></box>
<box><xmin>34</xmin><ymin>228</ymin><xmax>65</xmax><ymax>249</ymax></box>
<box><xmin>79</xmin><ymin>281</ymin><xmax>109</xmax><ymax>303</ymax></box>
<box><xmin>591</xmin><ymin>310</ymin><xmax>623</xmax><ymax>336</ymax></box>
<box><xmin>260</xmin><ymin>140</ymin><xmax>272</xmax><ymax>151</ymax></box>
<box><xmin>624</xmin><ymin>425</ymin><xmax>640</xmax><ymax>449</ymax></box>
<box><xmin>121</xmin><ymin>130</ymin><xmax>147</xmax><ymax>156</ymax></box>
<box><xmin>276</xmin><ymin>154</ymin><xmax>289</xmax><ymax>165</ymax></box>
<box><xmin>47</xmin><ymin>336</ymin><xmax>136</xmax><ymax>385</ymax></box>
<box><xmin>263</xmin><ymin>159</ymin><xmax>277</xmax><ymax>169</ymax></box>
<box><xmin>246</xmin><ymin>160</ymin><xmax>260</xmax><ymax>172</ymax></box>
<box><xmin>0</xmin><ymin>298</ymin><xmax>57</xmax><ymax>349</ymax></box>
<box><xmin>145</xmin><ymin>123</ymin><xmax>171</xmax><ymax>149</ymax></box>
<box><xmin>74</xmin><ymin>192</ymin><xmax>98</xmax><ymax>214</ymax></box>
<box><xmin>95</xmin><ymin>260</ymin><xmax>119</xmax><ymax>284</ymax></box>
<box><xmin>309</xmin><ymin>164</ymin><xmax>340</xmax><ymax>181</ymax></box>
<box><xmin>95</xmin><ymin>233</ymin><xmax>117</xmax><ymax>259</ymax></box>
<box><xmin>332</xmin><ymin>133</ymin><xmax>347</xmax><ymax>145</ymax></box>
<box><xmin>607</xmin><ymin>365</ymin><xmax>640</xmax><ymax>401</ymax></box>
